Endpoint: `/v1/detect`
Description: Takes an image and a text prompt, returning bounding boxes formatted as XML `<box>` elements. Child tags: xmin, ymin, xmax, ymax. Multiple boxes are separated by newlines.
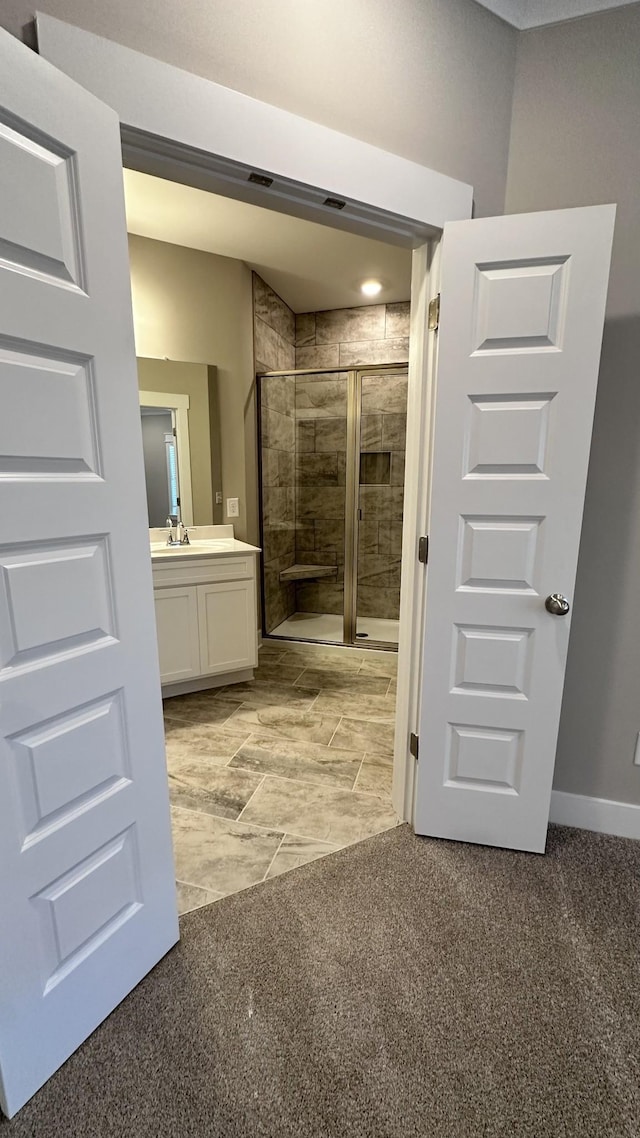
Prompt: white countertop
<box><xmin>149</xmin><ymin>524</ymin><xmax>260</xmax><ymax>563</ymax></box>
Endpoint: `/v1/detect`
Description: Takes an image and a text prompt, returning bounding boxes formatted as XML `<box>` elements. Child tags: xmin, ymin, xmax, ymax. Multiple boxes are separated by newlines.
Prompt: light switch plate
<box><xmin>226</xmin><ymin>497</ymin><xmax>239</xmax><ymax>518</ymax></box>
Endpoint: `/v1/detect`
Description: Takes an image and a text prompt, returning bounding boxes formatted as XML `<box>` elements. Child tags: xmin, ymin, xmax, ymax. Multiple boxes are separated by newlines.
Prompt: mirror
<box><xmin>137</xmin><ymin>358</ymin><xmax>222</xmax><ymax>528</ymax></box>
<box><xmin>139</xmin><ymin>405</ymin><xmax>180</xmax><ymax>527</ymax></box>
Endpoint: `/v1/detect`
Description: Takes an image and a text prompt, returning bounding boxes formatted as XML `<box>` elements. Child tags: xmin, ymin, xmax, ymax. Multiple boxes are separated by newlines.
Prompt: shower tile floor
<box><xmin>270</xmin><ymin>611</ymin><xmax>400</xmax><ymax>644</ymax></box>
<box><xmin>163</xmin><ymin>641</ymin><xmax>399</xmax><ymax>915</ymax></box>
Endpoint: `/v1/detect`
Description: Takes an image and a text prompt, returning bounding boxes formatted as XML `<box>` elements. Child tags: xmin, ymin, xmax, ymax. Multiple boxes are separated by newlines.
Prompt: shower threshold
<box><xmin>268</xmin><ymin>611</ymin><xmax>399</xmax><ymax>646</ymax></box>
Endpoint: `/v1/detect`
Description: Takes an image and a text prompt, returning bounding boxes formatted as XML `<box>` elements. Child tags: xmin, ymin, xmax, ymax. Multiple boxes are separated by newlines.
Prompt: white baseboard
<box><xmin>550</xmin><ymin>790</ymin><xmax>640</xmax><ymax>841</ymax></box>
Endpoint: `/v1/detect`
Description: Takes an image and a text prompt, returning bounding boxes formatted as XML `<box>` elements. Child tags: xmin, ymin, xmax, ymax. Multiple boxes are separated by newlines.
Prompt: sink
<box><xmin>148</xmin><ymin>527</ymin><xmax>260</xmax><ymax>560</ymax></box>
<box><xmin>149</xmin><ymin>539</ymin><xmax>236</xmax><ymax>555</ymax></box>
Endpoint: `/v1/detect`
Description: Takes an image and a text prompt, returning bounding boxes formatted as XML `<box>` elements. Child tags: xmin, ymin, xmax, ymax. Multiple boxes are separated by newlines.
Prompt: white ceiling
<box><xmin>123</xmin><ymin>170</ymin><xmax>412</xmax><ymax>314</ymax></box>
<box><xmin>475</xmin><ymin>0</ymin><xmax>637</xmax><ymax>27</ymax></box>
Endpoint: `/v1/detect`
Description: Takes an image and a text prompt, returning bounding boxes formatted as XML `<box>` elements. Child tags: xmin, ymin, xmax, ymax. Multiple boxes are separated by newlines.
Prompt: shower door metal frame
<box><xmin>258</xmin><ymin>364</ymin><xmax>407</xmax><ymax>652</ymax></box>
<box><xmin>256</xmin><ymin>366</ymin><xmax>352</xmax><ymax>649</ymax></box>
<box><xmin>343</xmin><ymin>370</ymin><xmax>360</xmax><ymax>646</ymax></box>
<box><xmin>344</xmin><ymin>366</ymin><xmax>409</xmax><ymax>651</ymax></box>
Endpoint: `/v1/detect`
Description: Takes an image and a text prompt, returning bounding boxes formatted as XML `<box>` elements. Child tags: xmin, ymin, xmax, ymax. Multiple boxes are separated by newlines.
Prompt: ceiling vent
<box><xmin>248</xmin><ymin>172</ymin><xmax>274</xmax><ymax>187</ymax></box>
<box><xmin>323</xmin><ymin>196</ymin><xmax>346</xmax><ymax>210</ymax></box>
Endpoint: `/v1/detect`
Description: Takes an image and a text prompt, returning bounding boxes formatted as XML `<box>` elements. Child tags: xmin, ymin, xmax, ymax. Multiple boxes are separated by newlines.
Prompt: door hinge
<box><xmin>428</xmin><ymin>293</ymin><xmax>440</xmax><ymax>332</ymax></box>
<box><xmin>410</xmin><ymin>732</ymin><xmax>419</xmax><ymax>761</ymax></box>
<box><xmin>418</xmin><ymin>535</ymin><xmax>429</xmax><ymax>564</ymax></box>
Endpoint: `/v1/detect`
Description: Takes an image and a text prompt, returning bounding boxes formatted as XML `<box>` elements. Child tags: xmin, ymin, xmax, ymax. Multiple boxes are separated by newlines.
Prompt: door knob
<box><xmin>545</xmin><ymin>593</ymin><xmax>570</xmax><ymax>616</ymax></box>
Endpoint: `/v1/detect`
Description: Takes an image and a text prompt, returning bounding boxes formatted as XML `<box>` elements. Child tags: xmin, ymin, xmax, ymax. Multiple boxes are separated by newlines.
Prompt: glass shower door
<box><xmin>259</xmin><ymin>369</ymin><xmax>349</xmax><ymax>643</ymax></box>
<box><xmin>349</xmin><ymin>368</ymin><xmax>408</xmax><ymax>647</ymax></box>
<box><xmin>259</xmin><ymin>365</ymin><xmax>407</xmax><ymax>648</ymax></box>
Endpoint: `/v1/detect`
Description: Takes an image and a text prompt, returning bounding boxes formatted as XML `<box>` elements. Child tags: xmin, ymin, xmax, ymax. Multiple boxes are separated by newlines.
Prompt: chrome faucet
<box><xmin>166</xmin><ymin>516</ymin><xmax>180</xmax><ymax>546</ymax></box>
<box><xmin>166</xmin><ymin>516</ymin><xmax>190</xmax><ymax>546</ymax></box>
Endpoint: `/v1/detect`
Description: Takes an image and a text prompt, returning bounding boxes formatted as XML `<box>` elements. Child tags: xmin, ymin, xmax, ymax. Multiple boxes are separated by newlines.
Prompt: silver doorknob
<box><xmin>545</xmin><ymin>593</ymin><xmax>570</xmax><ymax>616</ymax></box>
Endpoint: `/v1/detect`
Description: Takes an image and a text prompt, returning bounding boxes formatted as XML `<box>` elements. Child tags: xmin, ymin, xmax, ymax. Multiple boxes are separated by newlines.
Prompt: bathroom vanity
<box><xmin>150</xmin><ymin>525</ymin><xmax>260</xmax><ymax>696</ymax></box>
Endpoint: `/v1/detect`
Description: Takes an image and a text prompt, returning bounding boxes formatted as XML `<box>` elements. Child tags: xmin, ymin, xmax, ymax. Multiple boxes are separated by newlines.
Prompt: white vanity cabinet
<box><xmin>150</xmin><ymin>529</ymin><xmax>260</xmax><ymax>695</ymax></box>
<box><xmin>154</xmin><ymin>584</ymin><xmax>202</xmax><ymax>685</ymax></box>
<box><xmin>196</xmin><ymin>579</ymin><xmax>257</xmax><ymax>675</ymax></box>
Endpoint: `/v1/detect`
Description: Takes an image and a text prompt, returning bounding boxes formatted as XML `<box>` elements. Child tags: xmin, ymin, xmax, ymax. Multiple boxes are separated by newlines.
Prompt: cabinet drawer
<box><xmin>152</xmin><ymin>555</ymin><xmax>255</xmax><ymax>589</ymax></box>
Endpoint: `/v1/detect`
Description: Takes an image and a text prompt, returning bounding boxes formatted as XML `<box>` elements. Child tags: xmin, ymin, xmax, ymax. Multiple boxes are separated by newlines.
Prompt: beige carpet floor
<box><xmin>2</xmin><ymin>823</ymin><xmax>639</xmax><ymax>1137</ymax></box>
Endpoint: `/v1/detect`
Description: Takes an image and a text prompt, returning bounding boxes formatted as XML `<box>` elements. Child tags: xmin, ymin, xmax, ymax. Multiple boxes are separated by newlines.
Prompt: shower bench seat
<box><xmin>279</xmin><ymin>563</ymin><xmax>338</xmax><ymax>583</ymax></box>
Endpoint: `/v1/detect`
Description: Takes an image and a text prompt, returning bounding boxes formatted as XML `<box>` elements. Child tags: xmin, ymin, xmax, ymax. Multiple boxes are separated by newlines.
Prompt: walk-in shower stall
<box><xmin>259</xmin><ymin>366</ymin><xmax>408</xmax><ymax>650</ymax></box>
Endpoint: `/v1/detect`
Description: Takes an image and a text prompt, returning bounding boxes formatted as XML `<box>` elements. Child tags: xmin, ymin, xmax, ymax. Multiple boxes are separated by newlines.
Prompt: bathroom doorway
<box><xmin>123</xmin><ymin>178</ymin><xmax>411</xmax><ymax>913</ymax></box>
<box><xmin>259</xmin><ymin>365</ymin><xmax>408</xmax><ymax>650</ymax></box>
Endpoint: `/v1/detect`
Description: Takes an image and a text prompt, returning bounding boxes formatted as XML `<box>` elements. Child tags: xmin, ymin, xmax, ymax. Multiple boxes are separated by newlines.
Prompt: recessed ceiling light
<box><xmin>361</xmin><ymin>279</ymin><xmax>383</xmax><ymax>298</ymax></box>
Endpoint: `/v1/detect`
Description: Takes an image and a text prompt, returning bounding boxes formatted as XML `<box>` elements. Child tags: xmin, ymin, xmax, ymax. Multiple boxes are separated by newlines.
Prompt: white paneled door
<box><xmin>415</xmin><ymin>206</ymin><xmax>615</xmax><ymax>853</ymax></box>
<box><xmin>0</xmin><ymin>31</ymin><xmax>178</xmax><ymax>1117</ymax></box>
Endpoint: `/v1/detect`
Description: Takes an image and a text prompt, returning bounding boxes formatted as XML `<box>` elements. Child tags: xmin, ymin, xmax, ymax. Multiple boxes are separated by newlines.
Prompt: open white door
<box><xmin>414</xmin><ymin>205</ymin><xmax>615</xmax><ymax>853</ymax></box>
<box><xmin>0</xmin><ymin>32</ymin><xmax>178</xmax><ymax>1117</ymax></box>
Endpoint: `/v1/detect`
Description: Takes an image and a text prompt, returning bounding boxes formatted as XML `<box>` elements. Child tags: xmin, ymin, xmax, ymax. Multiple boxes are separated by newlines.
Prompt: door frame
<box><xmin>36</xmin><ymin>14</ymin><xmax>466</xmax><ymax>822</ymax></box>
<box><xmin>393</xmin><ymin>241</ymin><xmax>442</xmax><ymax>822</ymax></box>
<box><xmin>139</xmin><ymin>389</ymin><xmax>194</xmax><ymax>526</ymax></box>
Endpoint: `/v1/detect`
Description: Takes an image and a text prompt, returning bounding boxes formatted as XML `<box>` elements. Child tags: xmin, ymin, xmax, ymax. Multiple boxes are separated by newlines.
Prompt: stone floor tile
<box><xmin>231</xmin><ymin>735</ymin><xmax>362</xmax><ymax>790</ymax></box>
<box><xmin>239</xmin><ymin>776</ymin><xmax>397</xmax><ymax>845</ymax></box>
<box><xmin>171</xmin><ymin>807</ymin><xmax>283</xmax><ymax>896</ymax></box>
<box><xmin>265</xmin><ymin>835</ymin><xmax>339</xmax><ymax>879</ymax></box>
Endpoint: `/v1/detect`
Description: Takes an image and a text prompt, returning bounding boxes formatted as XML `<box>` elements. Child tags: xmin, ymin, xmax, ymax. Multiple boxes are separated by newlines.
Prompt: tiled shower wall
<box><xmin>357</xmin><ymin>372</ymin><xmax>408</xmax><ymax>620</ymax></box>
<box><xmin>295</xmin><ymin>373</ymin><xmax>349</xmax><ymax>617</ymax></box>
<box><xmin>255</xmin><ymin>284</ymin><xmax>411</xmax><ymax>633</ymax></box>
<box><xmin>253</xmin><ymin>275</ymin><xmax>410</xmax><ymax>376</ymax></box>
<box><xmin>253</xmin><ymin>274</ymin><xmax>295</xmax><ymax>374</ymax></box>
<box><xmin>260</xmin><ymin>368</ymin><xmax>409</xmax><ymax>630</ymax></box>
<box><xmin>294</xmin><ymin>371</ymin><xmax>408</xmax><ymax>621</ymax></box>
<box><xmin>295</xmin><ymin>302</ymin><xmax>410</xmax><ymax>369</ymax></box>
<box><xmin>261</xmin><ymin>374</ymin><xmax>297</xmax><ymax>632</ymax></box>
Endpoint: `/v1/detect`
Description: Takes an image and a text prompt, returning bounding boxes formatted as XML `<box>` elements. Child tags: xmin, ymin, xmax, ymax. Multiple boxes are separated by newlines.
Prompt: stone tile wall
<box><xmin>253</xmin><ymin>274</ymin><xmax>295</xmax><ymax>373</ymax></box>
<box><xmin>295</xmin><ymin>302</ymin><xmax>409</xmax><ymax>369</ymax></box>
<box><xmin>260</xmin><ymin>373</ymin><xmax>297</xmax><ymax>632</ymax></box>
<box><xmin>356</xmin><ymin>371</ymin><xmax>408</xmax><ymax>621</ymax></box>
<box><xmin>257</xmin><ymin>286</ymin><xmax>410</xmax><ymax>631</ymax></box>
<box><xmin>294</xmin><ymin>373</ymin><xmax>349</xmax><ymax>616</ymax></box>
<box><xmin>292</xmin><ymin>368</ymin><xmax>408</xmax><ymax>622</ymax></box>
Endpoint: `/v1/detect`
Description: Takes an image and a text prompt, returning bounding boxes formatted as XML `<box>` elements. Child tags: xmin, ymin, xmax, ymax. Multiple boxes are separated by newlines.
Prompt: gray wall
<box><xmin>506</xmin><ymin>4</ymin><xmax>640</xmax><ymax>804</ymax></box>
<box><xmin>2</xmin><ymin>0</ymin><xmax>517</xmax><ymax>218</ymax></box>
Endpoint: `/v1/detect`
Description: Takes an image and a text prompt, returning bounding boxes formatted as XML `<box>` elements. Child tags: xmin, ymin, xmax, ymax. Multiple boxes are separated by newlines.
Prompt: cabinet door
<box><xmin>154</xmin><ymin>586</ymin><xmax>201</xmax><ymax>684</ymax></box>
<box><xmin>198</xmin><ymin>579</ymin><xmax>257</xmax><ymax>675</ymax></box>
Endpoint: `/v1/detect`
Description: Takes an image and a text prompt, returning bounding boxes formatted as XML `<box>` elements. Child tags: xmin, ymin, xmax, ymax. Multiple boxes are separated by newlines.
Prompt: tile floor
<box><xmin>163</xmin><ymin>640</ymin><xmax>399</xmax><ymax>914</ymax></box>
